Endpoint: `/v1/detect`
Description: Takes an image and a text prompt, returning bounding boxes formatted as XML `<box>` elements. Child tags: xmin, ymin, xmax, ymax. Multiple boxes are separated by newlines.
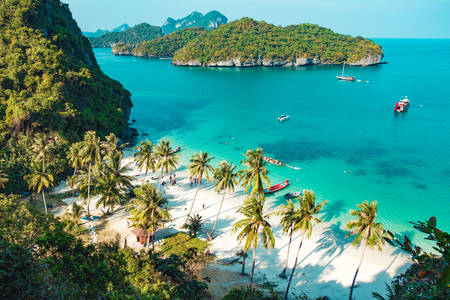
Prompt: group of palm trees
<box><xmin>6</xmin><ymin>131</ymin><xmax>392</xmax><ymax>300</ymax></box>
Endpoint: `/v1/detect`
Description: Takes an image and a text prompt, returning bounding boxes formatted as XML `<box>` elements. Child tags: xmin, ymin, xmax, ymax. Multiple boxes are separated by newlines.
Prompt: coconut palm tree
<box><xmin>276</xmin><ymin>198</ymin><xmax>299</xmax><ymax>279</ymax></box>
<box><xmin>95</xmin><ymin>173</ymin><xmax>127</xmax><ymax>214</ymax></box>
<box><xmin>210</xmin><ymin>161</ymin><xmax>238</xmax><ymax>239</ymax></box>
<box><xmin>31</xmin><ymin>132</ymin><xmax>52</xmax><ymax>170</ymax></box>
<box><xmin>128</xmin><ymin>183</ymin><xmax>171</xmax><ymax>251</ymax></box>
<box><xmin>23</xmin><ymin>163</ymin><xmax>54</xmax><ymax>215</ymax></box>
<box><xmin>101</xmin><ymin>151</ymin><xmax>133</xmax><ymax>191</ymax></box>
<box><xmin>70</xmin><ymin>202</ymin><xmax>85</xmax><ymax>225</ymax></box>
<box><xmin>186</xmin><ymin>151</ymin><xmax>214</xmax><ymax>224</ymax></box>
<box><xmin>153</xmin><ymin>139</ymin><xmax>179</xmax><ymax>191</ymax></box>
<box><xmin>0</xmin><ymin>170</ymin><xmax>8</xmax><ymax>190</ymax></box>
<box><xmin>232</xmin><ymin>196</ymin><xmax>275</xmax><ymax>288</ymax></box>
<box><xmin>67</xmin><ymin>142</ymin><xmax>83</xmax><ymax>198</ymax></box>
<box><xmin>79</xmin><ymin>131</ymin><xmax>102</xmax><ymax>218</ymax></box>
<box><xmin>346</xmin><ymin>200</ymin><xmax>388</xmax><ymax>300</ymax></box>
<box><xmin>284</xmin><ymin>190</ymin><xmax>327</xmax><ymax>300</ymax></box>
<box><xmin>183</xmin><ymin>214</ymin><xmax>204</xmax><ymax>237</ymax></box>
<box><xmin>239</xmin><ymin>148</ymin><xmax>270</xmax><ymax>198</ymax></box>
<box><xmin>134</xmin><ymin>139</ymin><xmax>156</xmax><ymax>180</ymax></box>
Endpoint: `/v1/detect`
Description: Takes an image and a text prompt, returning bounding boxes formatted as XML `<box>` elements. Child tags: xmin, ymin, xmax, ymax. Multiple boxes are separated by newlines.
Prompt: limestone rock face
<box><xmin>348</xmin><ymin>53</ymin><xmax>384</xmax><ymax>66</ymax></box>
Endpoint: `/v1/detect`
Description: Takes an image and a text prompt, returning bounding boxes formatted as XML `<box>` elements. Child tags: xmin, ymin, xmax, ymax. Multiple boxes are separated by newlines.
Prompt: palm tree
<box><xmin>239</xmin><ymin>148</ymin><xmax>270</xmax><ymax>198</ymax></box>
<box><xmin>128</xmin><ymin>183</ymin><xmax>171</xmax><ymax>251</ymax></box>
<box><xmin>67</xmin><ymin>142</ymin><xmax>83</xmax><ymax>198</ymax></box>
<box><xmin>70</xmin><ymin>202</ymin><xmax>85</xmax><ymax>225</ymax></box>
<box><xmin>183</xmin><ymin>214</ymin><xmax>204</xmax><ymax>237</ymax></box>
<box><xmin>102</xmin><ymin>133</ymin><xmax>125</xmax><ymax>160</ymax></box>
<box><xmin>210</xmin><ymin>161</ymin><xmax>238</xmax><ymax>239</ymax></box>
<box><xmin>186</xmin><ymin>151</ymin><xmax>214</xmax><ymax>224</ymax></box>
<box><xmin>0</xmin><ymin>170</ymin><xmax>8</xmax><ymax>190</ymax></box>
<box><xmin>346</xmin><ymin>200</ymin><xmax>388</xmax><ymax>300</ymax></box>
<box><xmin>31</xmin><ymin>132</ymin><xmax>52</xmax><ymax>170</ymax></box>
<box><xmin>232</xmin><ymin>196</ymin><xmax>275</xmax><ymax>288</ymax></box>
<box><xmin>276</xmin><ymin>198</ymin><xmax>299</xmax><ymax>279</ymax></box>
<box><xmin>134</xmin><ymin>139</ymin><xmax>155</xmax><ymax>180</ymax></box>
<box><xmin>23</xmin><ymin>163</ymin><xmax>54</xmax><ymax>215</ymax></box>
<box><xmin>79</xmin><ymin>131</ymin><xmax>102</xmax><ymax>218</ymax></box>
<box><xmin>101</xmin><ymin>151</ymin><xmax>133</xmax><ymax>190</ymax></box>
<box><xmin>284</xmin><ymin>190</ymin><xmax>327</xmax><ymax>300</ymax></box>
<box><xmin>153</xmin><ymin>139</ymin><xmax>179</xmax><ymax>191</ymax></box>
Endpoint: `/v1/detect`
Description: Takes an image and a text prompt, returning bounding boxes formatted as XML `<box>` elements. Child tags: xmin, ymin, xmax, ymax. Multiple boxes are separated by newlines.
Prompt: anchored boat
<box><xmin>284</xmin><ymin>192</ymin><xmax>303</xmax><ymax>199</ymax></box>
<box><xmin>264</xmin><ymin>179</ymin><xmax>289</xmax><ymax>194</ymax></box>
<box><xmin>394</xmin><ymin>97</ymin><xmax>410</xmax><ymax>112</ymax></box>
<box><xmin>169</xmin><ymin>146</ymin><xmax>181</xmax><ymax>154</ymax></box>
<box><xmin>278</xmin><ymin>115</ymin><xmax>290</xmax><ymax>122</ymax></box>
<box><xmin>263</xmin><ymin>156</ymin><xmax>284</xmax><ymax>166</ymax></box>
<box><xmin>336</xmin><ymin>61</ymin><xmax>355</xmax><ymax>81</ymax></box>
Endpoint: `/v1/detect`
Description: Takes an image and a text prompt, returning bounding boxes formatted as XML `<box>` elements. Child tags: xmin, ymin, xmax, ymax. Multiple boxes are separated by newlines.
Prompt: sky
<box><xmin>63</xmin><ymin>0</ymin><xmax>450</xmax><ymax>38</ymax></box>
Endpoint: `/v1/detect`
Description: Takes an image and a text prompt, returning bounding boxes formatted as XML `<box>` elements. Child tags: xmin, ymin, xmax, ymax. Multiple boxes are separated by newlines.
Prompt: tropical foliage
<box><xmin>173</xmin><ymin>18</ymin><xmax>382</xmax><ymax>66</ymax></box>
<box><xmin>183</xmin><ymin>214</ymin><xmax>204</xmax><ymax>237</ymax></box>
<box><xmin>89</xmin><ymin>23</ymin><xmax>162</xmax><ymax>47</ymax></box>
<box><xmin>239</xmin><ymin>148</ymin><xmax>270</xmax><ymax>197</ymax></box>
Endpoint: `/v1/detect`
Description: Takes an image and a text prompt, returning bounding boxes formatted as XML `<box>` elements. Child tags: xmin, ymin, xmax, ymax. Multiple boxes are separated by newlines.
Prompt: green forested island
<box><xmin>88</xmin><ymin>23</ymin><xmax>162</xmax><ymax>47</ymax></box>
<box><xmin>172</xmin><ymin>18</ymin><xmax>383</xmax><ymax>66</ymax></box>
<box><xmin>82</xmin><ymin>23</ymin><xmax>130</xmax><ymax>38</ymax></box>
<box><xmin>113</xmin><ymin>27</ymin><xmax>207</xmax><ymax>57</ymax></box>
<box><xmin>0</xmin><ymin>0</ymin><xmax>133</xmax><ymax>192</ymax></box>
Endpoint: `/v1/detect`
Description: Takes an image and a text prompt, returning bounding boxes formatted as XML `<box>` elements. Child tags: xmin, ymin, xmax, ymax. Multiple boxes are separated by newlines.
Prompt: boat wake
<box><xmin>284</xmin><ymin>164</ymin><xmax>301</xmax><ymax>170</ymax></box>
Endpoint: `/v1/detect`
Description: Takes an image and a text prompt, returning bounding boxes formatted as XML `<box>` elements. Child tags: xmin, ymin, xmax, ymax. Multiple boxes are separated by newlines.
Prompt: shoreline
<box><xmin>53</xmin><ymin>148</ymin><xmax>411</xmax><ymax>299</ymax></box>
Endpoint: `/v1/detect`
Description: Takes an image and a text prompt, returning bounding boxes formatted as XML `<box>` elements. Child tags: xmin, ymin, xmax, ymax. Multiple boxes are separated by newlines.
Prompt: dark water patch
<box><xmin>346</xmin><ymin>146</ymin><xmax>389</xmax><ymax>166</ymax></box>
<box><xmin>259</xmin><ymin>138</ymin><xmax>340</xmax><ymax>163</ymax></box>
<box><xmin>353</xmin><ymin>169</ymin><xmax>367</xmax><ymax>176</ymax></box>
<box><xmin>375</xmin><ymin>161</ymin><xmax>414</xmax><ymax>178</ymax></box>
<box><xmin>412</xmin><ymin>182</ymin><xmax>427</xmax><ymax>190</ymax></box>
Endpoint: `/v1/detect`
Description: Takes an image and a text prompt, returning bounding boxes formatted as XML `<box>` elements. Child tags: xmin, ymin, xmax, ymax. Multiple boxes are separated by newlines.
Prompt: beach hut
<box><xmin>131</xmin><ymin>228</ymin><xmax>151</xmax><ymax>245</ymax></box>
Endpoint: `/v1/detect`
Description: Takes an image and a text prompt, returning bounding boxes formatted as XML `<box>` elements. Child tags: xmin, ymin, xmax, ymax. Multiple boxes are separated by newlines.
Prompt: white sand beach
<box><xmin>52</xmin><ymin>148</ymin><xmax>411</xmax><ymax>300</ymax></box>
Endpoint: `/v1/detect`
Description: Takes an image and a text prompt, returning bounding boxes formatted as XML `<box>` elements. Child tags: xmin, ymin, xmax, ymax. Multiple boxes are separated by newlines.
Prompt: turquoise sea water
<box><xmin>94</xmin><ymin>39</ymin><xmax>450</xmax><ymax>245</ymax></box>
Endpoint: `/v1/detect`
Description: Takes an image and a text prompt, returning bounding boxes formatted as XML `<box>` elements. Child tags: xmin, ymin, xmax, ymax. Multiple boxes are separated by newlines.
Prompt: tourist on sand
<box><xmin>202</xmin><ymin>203</ymin><xmax>205</xmax><ymax>209</ymax></box>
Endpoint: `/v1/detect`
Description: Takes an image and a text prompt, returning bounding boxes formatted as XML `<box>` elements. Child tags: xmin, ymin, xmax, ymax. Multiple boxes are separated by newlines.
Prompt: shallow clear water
<box><xmin>94</xmin><ymin>39</ymin><xmax>450</xmax><ymax>245</ymax></box>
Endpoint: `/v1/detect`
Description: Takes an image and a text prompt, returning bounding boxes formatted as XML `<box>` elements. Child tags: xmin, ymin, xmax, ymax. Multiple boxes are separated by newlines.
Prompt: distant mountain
<box><xmin>83</xmin><ymin>23</ymin><xmax>130</xmax><ymax>38</ymax></box>
<box><xmin>88</xmin><ymin>23</ymin><xmax>162</xmax><ymax>48</ymax></box>
<box><xmin>112</xmin><ymin>23</ymin><xmax>130</xmax><ymax>32</ymax></box>
<box><xmin>161</xmin><ymin>10</ymin><xmax>227</xmax><ymax>34</ymax></box>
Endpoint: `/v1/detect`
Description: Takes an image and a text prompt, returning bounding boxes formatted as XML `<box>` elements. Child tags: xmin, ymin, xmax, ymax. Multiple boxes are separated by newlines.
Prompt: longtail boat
<box><xmin>264</xmin><ymin>179</ymin><xmax>289</xmax><ymax>194</ymax></box>
<box><xmin>394</xmin><ymin>97</ymin><xmax>410</xmax><ymax>113</ymax></box>
<box><xmin>263</xmin><ymin>156</ymin><xmax>283</xmax><ymax>166</ymax></box>
<box><xmin>169</xmin><ymin>146</ymin><xmax>181</xmax><ymax>154</ymax></box>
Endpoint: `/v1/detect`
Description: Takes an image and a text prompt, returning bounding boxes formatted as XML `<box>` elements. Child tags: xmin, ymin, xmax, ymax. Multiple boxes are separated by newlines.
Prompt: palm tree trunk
<box><xmin>87</xmin><ymin>162</ymin><xmax>92</xmax><ymax>219</ymax></box>
<box><xmin>210</xmin><ymin>192</ymin><xmax>226</xmax><ymax>239</ymax></box>
<box><xmin>349</xmin><ymin>241</ymin><xmax>368</xmax><ymax>300</ymax></box>
<box><xmin>241</xmin><ymin>250</ymin><xmax>246</xmax><ymax>275</ymax></box>
<box><xmin>41</xmin><ymin>190</ymin><xmax>48</xmax><ymax>215</ymax></box>
<box><xmin>284</xmin><ymin>233</ymin><xmax>306</xmax><ymax>300</ymax></box>
<box><xmin>280</xmin><ymin>227</ymin><xmax>293</xmax><ymax>278</ymax></box>
<box><xmin>146</xmin><ymin>232</ymin><xmax>150</xmax><ymax>252</ymax></box>
<box><xmin>249</xmin><ymin>231</ymin><xmax>259</xmax><ymax>288</ymax></box>
<box><xmin>151</xmin><ymin>211</ymin><xmax>155</xmax><ymax>250</ymax></box>
<box><xmin>71</xmin><ymin>167</ymin><xmax>77</xmax><ymax>199</ymax></box>
<box><xmin>185</xmin><ymin>178</ymin><xmax>201</xmax><ymax>224</ymax></box>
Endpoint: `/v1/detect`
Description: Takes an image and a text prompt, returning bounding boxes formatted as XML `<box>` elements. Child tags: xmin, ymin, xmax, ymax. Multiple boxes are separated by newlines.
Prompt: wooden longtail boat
<box><xmin>264</xmin><ymin>179</ymin><xmax>289</xmax><ymax>194</ymax></box>
<box><xmin>263</xmin><ymin>156</ymin><xmax>283</xmax><ymax>166</ymax></box>
<box><xmin>169</xmin><ymin>146</ymin><xmax>181</xmax><ymax>154</ymax></box>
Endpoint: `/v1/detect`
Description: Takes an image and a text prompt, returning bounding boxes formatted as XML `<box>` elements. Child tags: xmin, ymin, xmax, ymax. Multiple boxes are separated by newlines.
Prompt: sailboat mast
<box><xmin>342</xmin><ymin>61</ymin><xmax>345</xmax><ymax>77</ymax></box>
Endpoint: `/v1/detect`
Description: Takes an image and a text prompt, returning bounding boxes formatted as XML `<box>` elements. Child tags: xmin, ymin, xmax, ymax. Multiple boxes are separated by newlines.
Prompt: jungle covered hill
<box><xmin>0</xmin><ymin>0</ymin><xmax>133</xmax><ymax>193</ymax></box>
<box><xmin>88</xmin><ymin>23</ymin><xmax>162</xmax><ymax>48</ymax></box>
<box><xmin>113</xmin><ymin>27</ymin><xmax>208</xmax><ymax>57</ymax></box>
<box><xmin>172</xmin><ymin>18</ymin><xmax>383</xmax><ymax>67</ymax></box>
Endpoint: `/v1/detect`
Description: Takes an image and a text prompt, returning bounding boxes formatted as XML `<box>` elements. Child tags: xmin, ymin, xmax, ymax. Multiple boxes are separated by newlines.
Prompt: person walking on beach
<box><xmin>202</xmin><ymin>203</ymin><xmax>205</xmax><ymax>209</ymax></box>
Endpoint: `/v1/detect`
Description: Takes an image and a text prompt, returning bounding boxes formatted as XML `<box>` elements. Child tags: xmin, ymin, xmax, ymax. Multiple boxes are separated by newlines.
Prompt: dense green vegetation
<box><xmin>0</xmin><ymin>194</ymin><xmax>208</xmax><ymax>299</ymax></box>
<box><xmin>83</xmin><ymin>23</ymin><xmax>129</xmax><ymax>38</ymax></box>
<box><xmin>0</xmin><ymin>0</ymin><xmax>133</xmax><ymax>193</ymax></box>
<box><xmin>89</xmin><ymin>23</ymin><xmax>162</xmax><ymax>48</ymax></box>
<box><xmin>128</xmin><ymin>27</ymin><xmax>207</xmax><ymax>57</ymax></box>
<box><xmin>173</xmin><ymin>18</ymin><xmax>383</xmax><ymax>66</ymax></box>
<box><xmin>161</xmin><ymin>10</ymin><xmax>227</xmax><ymax>34</ymax></box>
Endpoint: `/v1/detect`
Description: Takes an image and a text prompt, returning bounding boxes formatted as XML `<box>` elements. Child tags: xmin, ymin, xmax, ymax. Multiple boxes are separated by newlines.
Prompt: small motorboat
<box><xmin>278</xmin><ymin>115</ymin><xmax>290</xmax><ymax>122</ymax></box>
<box><xmin>284</xmin><ymin>192</ymin><xmax>303</xmax><ymax>199</ymax></box>
<box><xmin>263</xmin><ymin>156</ymin><xmax>284</xmax><ymax>166</ymax></box>
<box><xmin>169</xmin><ymin>146</ymin><xmax>181</xmax><ymax>154</ymax></box>
<box><xmin>336</xmin><ymin>61</ymin><xmax>355</xmax><ymax>81</ymax></box>
<box><xmin>394</xmin><ymin>97</ymin><xmax>410</xmax><ymax>113</ymax></box>
<box><xmin>264</xmin><ymin>179</ymin><xmax>289</xmax><ymax>194</ymax></box>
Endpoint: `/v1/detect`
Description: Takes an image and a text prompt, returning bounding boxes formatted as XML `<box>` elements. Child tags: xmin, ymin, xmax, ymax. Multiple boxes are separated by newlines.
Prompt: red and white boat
<box><xmin>263</xmin><ymin>156</ymin><xmax>284</xmax><ymax>166</ymax></box>
<box><xmin>264</xmin><ymin>179</ymin><xmax>289</xmax><ymax>194</ymax></box>
<box><xmin>394</xmin><ymin>97</ymin><xmax>410</xmax><ymax>112</ymax></box>
<box><xmin>169</xmin><ymin>146</ymin><xmax>181</xmax><ymax>154</ymax></box>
